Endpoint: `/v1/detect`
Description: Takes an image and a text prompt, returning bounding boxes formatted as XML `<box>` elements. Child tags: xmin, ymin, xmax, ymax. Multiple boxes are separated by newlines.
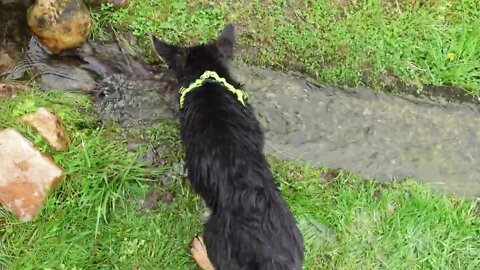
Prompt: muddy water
<box><xmin>95</xmin><ymin>73</ymin><xmax>178</xmax><ymax>128</ymax></box>
<box><xmin>233</xmin><ymin>66</ymin><xmax>480</xmax><ymax>197</ymax></box>
<box><xmin>10</xmin><ymin>36</ymin><xmax>480</xmax><ymax>197</ymax></box>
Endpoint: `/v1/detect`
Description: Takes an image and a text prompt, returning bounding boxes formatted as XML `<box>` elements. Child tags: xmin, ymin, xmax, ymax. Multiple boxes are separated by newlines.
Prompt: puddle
<box><xmin>2</xmin><ymin>8</ymin><xmax>479</xmax><ymax>197</ymax></box>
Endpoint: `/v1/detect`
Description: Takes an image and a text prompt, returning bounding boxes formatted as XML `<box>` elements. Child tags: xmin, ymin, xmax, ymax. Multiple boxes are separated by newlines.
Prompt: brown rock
<box><xmin>27</xmin><ymin>0</ymin><xmax>92</xmax><ymax>54</ymax></box>
<box><xmin>20</xmin><ymin>107</ymin><xmax>70</xmax><ymax>151</ymax></box>
<box><xmin>0</xmin><ymin>82</ymin><xmax>30</xmax><ymax>97</ymax></box>
<box><xmin>0</xmin><ymin>128</ymin><xmax>64</xmax><ymax>222</ymax></box>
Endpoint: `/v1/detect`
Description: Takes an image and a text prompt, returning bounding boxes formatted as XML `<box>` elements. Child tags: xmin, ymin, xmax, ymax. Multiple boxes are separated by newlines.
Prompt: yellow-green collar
<box><xmin>179</xmin><ymin>70</ymin><xmax>248</xmax><ymax>109</ymax></box>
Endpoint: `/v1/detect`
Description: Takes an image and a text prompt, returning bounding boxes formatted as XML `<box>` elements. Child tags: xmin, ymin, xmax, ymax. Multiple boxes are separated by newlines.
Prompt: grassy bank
<box><xmin>1</xmin><ymin>91</ymin><xmax>479</xmax><ymax>269</ymax></box>
<box><xmin>92</xmin><ymin>0</ymin><xmax>480</xmax><ymax>94</ymax></box>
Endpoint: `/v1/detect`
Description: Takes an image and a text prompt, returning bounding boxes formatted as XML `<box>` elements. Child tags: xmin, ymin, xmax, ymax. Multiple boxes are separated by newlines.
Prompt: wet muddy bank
<box><xmin>266</xmin><ymin>61</ymin><xmax>480</xmax><ymax>107</ymax></box>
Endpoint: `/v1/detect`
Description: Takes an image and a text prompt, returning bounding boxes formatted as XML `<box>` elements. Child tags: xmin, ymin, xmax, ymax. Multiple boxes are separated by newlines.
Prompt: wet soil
<box><xmin>0</xmin><ymin>3</ymin><xmax>30</xmax><ymax>76</ymax></box>
<box><xmin>1</xmin><ymin>7</ymin><xmax>480</xmax><ymax>198</ymax></box>
<box><xmin>139</xmin><ymin>186</ymin><xmax>174</xmax><ymax>214</ymax></box>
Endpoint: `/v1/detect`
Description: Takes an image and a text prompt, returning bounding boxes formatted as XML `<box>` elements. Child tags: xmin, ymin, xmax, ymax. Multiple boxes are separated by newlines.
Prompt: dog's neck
<box><xmin>181</xmin><ymin>62</ymin><xmax>233</xmax><ymax>85</ymax></box>
<box><xmin>179</xmin><ymin>70</ymin><xmax>248</xmax><ymax>109</ymax></box>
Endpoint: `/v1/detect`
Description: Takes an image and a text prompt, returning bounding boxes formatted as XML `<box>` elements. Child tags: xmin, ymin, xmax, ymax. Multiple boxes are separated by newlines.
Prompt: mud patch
<box><xmin>388</xmin><ymin>79</ymin><xmax>479</xmax><ymax>105</ymax></box>
<box><xmin>94</xmin><ymin>73</ymin><xmax>178</xmax><ymax>128</ymax></box>
<box><xmin>139</xmin><ymin>186</ymin><xmax>174</xmax><ymax>214</ymax></box>
<box><xmin>320</xmin><ymin>169</ymin><xmax>342</xmax><ymax>182</ymax></box>
<box><xmin>0</xmin><ymin>3</ymin><xmax>30</xmax><ymax>77</ymax></box>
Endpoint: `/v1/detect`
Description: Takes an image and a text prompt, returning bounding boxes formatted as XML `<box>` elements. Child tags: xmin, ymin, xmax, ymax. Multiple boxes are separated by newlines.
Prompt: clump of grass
<box><xmin>91</xmin><ymin>0</ymin><xmax>480</xmax><ymax>94</ymax></box>
<box><xmin>272</xmin><ymin>158</ymin><xmax>480</xmax><ymax>269</ymax></box>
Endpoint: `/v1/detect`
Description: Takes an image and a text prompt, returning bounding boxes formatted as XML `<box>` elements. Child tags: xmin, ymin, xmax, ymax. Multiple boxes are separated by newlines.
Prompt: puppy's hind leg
<box><xmin>190</xmin><ymin>235</ymin><xmax>215</xmax><ymax>270</ymax></box>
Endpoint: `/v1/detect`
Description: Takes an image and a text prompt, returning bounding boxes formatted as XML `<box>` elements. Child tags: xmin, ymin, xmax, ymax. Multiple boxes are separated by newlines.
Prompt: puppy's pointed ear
<box><xmin>215</xmin><ymin>23</ymin><xmax>235</xmax><ymax>59</ymax></box>
<box><xmin>152</xmin><ymin>35</ymin><xmax>184</xmax><ymax>69</ymax></box>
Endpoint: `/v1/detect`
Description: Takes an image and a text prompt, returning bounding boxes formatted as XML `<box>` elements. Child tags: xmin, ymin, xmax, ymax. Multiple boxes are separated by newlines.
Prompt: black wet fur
<box><xmin>152</xmin><ymin>24</ymin><xmax>304</xmax><ymax>270</ymax></box>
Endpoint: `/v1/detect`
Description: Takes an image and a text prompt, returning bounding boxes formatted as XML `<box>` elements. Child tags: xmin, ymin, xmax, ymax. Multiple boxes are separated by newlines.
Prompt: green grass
<box><xmin>91</xmin><ymin>0</ymin><xmax>480</xmax><ymax>94</ymax></box>
<box><xmin>1</xmin><ymin>91</ymin><xmax>479</xmax><ymax>269</ymax></box>
<box><xmin>0</xmin><ymin>90</ymin><xmax>200</xmax><ymax>269</ymax></box>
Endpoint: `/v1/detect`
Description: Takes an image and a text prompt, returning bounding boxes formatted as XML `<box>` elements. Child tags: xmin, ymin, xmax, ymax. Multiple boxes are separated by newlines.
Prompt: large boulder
<box><xmin>27</xmin><ymin>0</ymin><xmax>91</xmax><ymax>54</ymax></box>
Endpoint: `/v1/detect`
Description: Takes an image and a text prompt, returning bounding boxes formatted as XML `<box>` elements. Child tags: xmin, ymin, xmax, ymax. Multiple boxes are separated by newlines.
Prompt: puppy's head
<box><xmin>151</xmin><ymin>24</ymin><xmax>236</xmax><ymax>82</ymax></box>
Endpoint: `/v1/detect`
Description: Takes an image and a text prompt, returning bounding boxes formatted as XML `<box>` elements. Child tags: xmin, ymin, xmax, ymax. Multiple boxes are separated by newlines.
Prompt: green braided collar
<box><xmin>179</xmin><ymin>70</ymin><xmax>249</xmax><ymax>109</ymax></box>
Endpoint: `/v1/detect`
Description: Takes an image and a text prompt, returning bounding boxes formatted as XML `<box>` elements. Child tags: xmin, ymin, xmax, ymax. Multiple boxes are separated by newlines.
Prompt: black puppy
<box><xmin>152</xmin><ymin>24</ymin><xmax>304</xmax><ymax>270</ymax></box>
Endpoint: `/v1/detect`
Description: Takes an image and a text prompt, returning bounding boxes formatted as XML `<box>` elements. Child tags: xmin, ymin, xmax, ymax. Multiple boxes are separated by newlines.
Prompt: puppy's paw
<box><xmin>190</xmin><ymin>235</ymin><xmax>214</xmax><ymax>270</ymax></box>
